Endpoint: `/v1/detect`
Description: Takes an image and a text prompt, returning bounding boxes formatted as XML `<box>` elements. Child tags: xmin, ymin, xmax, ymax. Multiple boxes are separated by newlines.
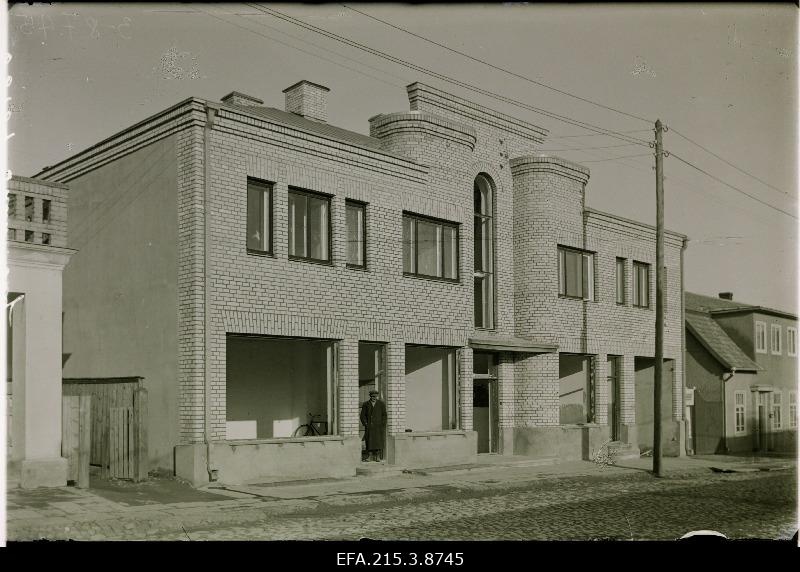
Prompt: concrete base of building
<box><xmin>387</xmin><ymin>430</ymin><xmax>477</xmax><ymax>468</ymax></box>
<box><xmin>175</xmin><ymin>437</ymin><xmax>362</xmax><ymax>486</ymax></box>
<box><xmin>510</xmin><ymin>425</ymin><xmax>612</xmax><ymax>461</ymax></box>
<box><xmin>20</xmin><ymin>457</ymin><xmax>68</xmax><ymax>489</ymax></box>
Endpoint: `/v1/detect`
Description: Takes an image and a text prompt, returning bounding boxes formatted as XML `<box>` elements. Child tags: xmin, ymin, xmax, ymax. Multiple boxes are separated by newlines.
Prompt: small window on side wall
<box><xmin>632</xmin><ymin>261</ymin><xmax>651</xmax><ymax>308</ymax></box>
<box><xmin>246</xmin><ymin>178</ymin><xmax>272</xmax><ymax>254</ymax></box>
<box><xmin>615</xmin><ymin>258</ymin><xmax>626</xmax><ymax>305</ymax></box>
<box><xmin>346</xmin><ymin>200</ymin><xmax>366</xmax><ymax>269</ymax></box>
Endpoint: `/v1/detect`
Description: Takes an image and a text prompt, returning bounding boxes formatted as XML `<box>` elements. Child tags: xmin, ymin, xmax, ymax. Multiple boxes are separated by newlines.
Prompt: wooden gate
<box><xmin>62</xmin><ymin>394</ymin><xmax>91</xmax><ymax>488</ymax></box>
<box><xmin>63</xmin><ymin>377</ymin><xmax>148</xmax><ymax>481</ymax></box>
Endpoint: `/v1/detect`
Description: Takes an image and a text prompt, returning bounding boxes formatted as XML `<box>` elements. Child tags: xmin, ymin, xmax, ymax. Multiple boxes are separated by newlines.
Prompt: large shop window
<box><xmin>557</xmin><ymin>246</ymin><xmax>594</xmax><ymax>300</ymax></box>
<box><xmin>403</xmin><ymin>213</ymin><xmax>459</xmax><ymax>281</ymax></box>
<box><xmin>559</xmin><ymin>354</ymin><xmax>594</xmax><ymax>424</ymax></box>
<box><xmin>474</xmin><ymin>175</ymin><xmax>495</xmax><ymax>329</ymax></box>
<box><xmin>225</xmin><ymin>335</ymin><xmax>337</xmax><ymax>439</ymax></box>
<box><xmin>288</xmin><ymin>188</ymin><xmax>331</xmax><ymax>262</ymax></box>
<box><xmin>404</xmin><ymin>345</ymin><xmax>458</xmax><ymax>432</ymax></box>
<box><xmin>246</xmin><ymin>178</ymin><xmax>273</xmax><ymax>254</ymax></box>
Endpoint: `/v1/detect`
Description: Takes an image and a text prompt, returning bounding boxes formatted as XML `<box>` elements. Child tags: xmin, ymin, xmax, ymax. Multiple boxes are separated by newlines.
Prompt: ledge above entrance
<box><xmin>469</xmin><ymin>335</ymin><xmax>558</xmax><ymax>354</ymax></box>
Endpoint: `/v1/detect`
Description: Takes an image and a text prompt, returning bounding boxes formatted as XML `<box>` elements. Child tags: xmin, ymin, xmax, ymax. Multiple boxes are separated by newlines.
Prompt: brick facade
<box><xmin>36</xmin><ymin>80</ymin><xmax>687</xmax><ymax>477</ymax></box>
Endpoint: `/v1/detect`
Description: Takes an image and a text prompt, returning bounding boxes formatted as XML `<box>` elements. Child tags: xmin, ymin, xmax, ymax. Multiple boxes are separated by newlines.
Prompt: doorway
<box><xmin>607</xmin><ymin>355</ymin><xmax>622</xmax><ymax>441</ymax></box>
<box><xmin>473</xmin><ymin>352</ymin><xmax>499</xmax><ymax>454</ymax></box>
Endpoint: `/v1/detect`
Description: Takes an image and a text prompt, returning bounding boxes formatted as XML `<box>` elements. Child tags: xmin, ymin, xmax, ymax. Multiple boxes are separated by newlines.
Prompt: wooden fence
<box><xmin>61</xmin><ymin>394</ymin><xmax>91</xmax><ymax>488</ymax></box>
<box><xmin>63</xmin><ymin>377</ymin><xmax>148</xmax><ymax>481</ymax></box>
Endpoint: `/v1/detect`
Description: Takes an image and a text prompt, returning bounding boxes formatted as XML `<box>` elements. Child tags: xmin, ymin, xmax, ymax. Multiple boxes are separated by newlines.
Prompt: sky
<box><xmin>5</xmin><ymin>2</ymin><xmax>798</xmax><ymax>312</ymax></box>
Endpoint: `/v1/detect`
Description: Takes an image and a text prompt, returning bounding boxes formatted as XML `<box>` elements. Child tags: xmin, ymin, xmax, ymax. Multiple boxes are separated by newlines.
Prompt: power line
<box><xmin>669</xmin><ymin>152</ymin><xmax>797</xmax><ymax>220</ymax></box>
<box><xmin>578</xmin><ymin>153</ymin><xmax>654</xmax><ymax>163</ymax></box>
<box><xmin>547</xmin><ymin>129</ymin><xmax>653</xmax><ymax>139</ymax></box>
<box><xmin>670</xmin><ymin>126</ymin><xmax>790</xmax><ymax>197</ymax></box>
<box><xmin>242</xmin><ymin>3</ymin><xmax>651</xmax><ymax>147</ymax></box>
<box><xmin>536</xmin><ymin>142</ymin><xmax>639</xmax><ymax>152</ymax></box>
<box><xmin>341</xmin><ymin>3</ymin><xmax>653</xmax><ymax>125</ymax></box>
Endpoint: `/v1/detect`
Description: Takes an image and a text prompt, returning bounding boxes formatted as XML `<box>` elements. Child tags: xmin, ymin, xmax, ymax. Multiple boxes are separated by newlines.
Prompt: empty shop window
<box><xmin>404</xmin><ymin>345</ymin><xmax>458</xmax><ymax>432</ymax></box>
<box><xmin>559</xmin><ymin>354</ymin><xmax>594</xmax><ymax>424</ymax></box>
<box><xmin>225</xmin><ymin>335</ymin><xmax>337</xmax><ymax>440</ymax></box>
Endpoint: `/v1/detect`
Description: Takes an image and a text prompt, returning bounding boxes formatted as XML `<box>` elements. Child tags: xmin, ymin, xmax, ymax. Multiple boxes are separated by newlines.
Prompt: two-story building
<box><xmin>685</xmin><ymin>291</ymin><xmax>797</xmax><ymax>454</ymax></box>
<box><xmin>33</xmin><ymin>80</ymin><xmax>687</xmax><ymax>485</ymax></box>
<box><xmin>6</xmin><ymin>176</ymin><xmax>75</xmax><ymax>488</ymax></box>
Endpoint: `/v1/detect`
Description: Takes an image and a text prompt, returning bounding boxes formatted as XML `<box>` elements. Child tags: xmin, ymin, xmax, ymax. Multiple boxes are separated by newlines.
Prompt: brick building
<box><xmin>34</xmin><ymin>81</ymin><xmax>687</xmax><ymax>485</ymax></box>
<box><xmin>6</xmin><ymin>176</ymin><xmax>75</xmax><ymax>488</ymax></box>
<box><xmin>685</xmin><ymin>292</ymin><xmax>797</xmax><ymax>454</ymax></box>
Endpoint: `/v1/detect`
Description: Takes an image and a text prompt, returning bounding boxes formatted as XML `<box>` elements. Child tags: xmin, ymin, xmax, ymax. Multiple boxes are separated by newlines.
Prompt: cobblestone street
<box><xmin>153</xmin><ymin>468</ymin><xmax>796</xmax><ymax>541</ymax></box>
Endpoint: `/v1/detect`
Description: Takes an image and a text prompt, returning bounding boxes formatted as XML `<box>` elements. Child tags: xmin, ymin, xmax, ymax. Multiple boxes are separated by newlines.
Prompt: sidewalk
<box><xmin>6</xmin><ymin>453</ymin><xmax>796</xmax><ymax>541</ymax></box>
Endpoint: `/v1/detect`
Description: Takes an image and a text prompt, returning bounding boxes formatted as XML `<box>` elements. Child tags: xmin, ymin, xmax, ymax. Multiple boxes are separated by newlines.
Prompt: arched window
<box><xmin>474</xmin><ymin>175</ymin><xmax>495</xmax><ymax>329</ymax></box>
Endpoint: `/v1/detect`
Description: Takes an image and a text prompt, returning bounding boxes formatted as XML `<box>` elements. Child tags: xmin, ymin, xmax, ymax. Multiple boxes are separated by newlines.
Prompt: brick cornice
<box><xmin>510</xmin><ymin>155</ymin><xmax>591</xmax><ymax>184</ymax></box>
<box><xmin>369</xmin><ymin>111</ymin><xmax>477</xmax><ymax>151</ymax></box>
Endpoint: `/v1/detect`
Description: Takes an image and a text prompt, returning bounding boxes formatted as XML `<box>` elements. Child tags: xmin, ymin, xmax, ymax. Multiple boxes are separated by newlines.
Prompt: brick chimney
<box><xmin>718</xmin><ymin>292</ymin><xmax>734</xmax><ymax>300</ymax></box>
<box><xmin>221</xmin><ymin>91</ymin><xmax>264</xmax><ymax>107</ymax></box>
<box><xmin>282</xmin><ymin>80</ymin><xmax>330</xmax><ymax>123</ymax></box>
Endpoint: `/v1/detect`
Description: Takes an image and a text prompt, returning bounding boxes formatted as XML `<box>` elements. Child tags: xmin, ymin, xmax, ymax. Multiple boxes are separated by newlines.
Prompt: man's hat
<box><xmin>369</xmin><ymin>390</ymin><xmax>379</xmax><ymax>396</ymax></box>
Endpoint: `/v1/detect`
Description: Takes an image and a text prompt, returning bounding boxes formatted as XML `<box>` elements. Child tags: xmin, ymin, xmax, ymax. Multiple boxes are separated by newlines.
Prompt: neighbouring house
<box><xmin>32</xmin><ymin>80</ymin><xmax>687</xmax><ymax>485</ymax></box>
<box><xmin>685</xmin><ymin>291</ymin><xmax>797</xmax><ymax>455</ymax></box>
<box><xmin>6</xmin><ymin>176</ymin><xmax>76</xmax><ymax>488</ymax></box>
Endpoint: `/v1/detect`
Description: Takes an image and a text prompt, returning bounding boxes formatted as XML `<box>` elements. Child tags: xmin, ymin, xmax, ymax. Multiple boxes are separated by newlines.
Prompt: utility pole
<box><xmin>653</xmin><ymin>119</ymin><xmax>665</xmax><ymax>477</ymax></box>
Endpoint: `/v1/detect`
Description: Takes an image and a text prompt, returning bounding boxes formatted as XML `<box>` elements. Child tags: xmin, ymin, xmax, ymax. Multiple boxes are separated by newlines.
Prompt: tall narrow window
<box><xmin>8</xmin><ymin>194</ymin><xmax>16</xmax><ymax>218</ymax></box>
<box><xmin>42</xmin><ymin>199</ymin><xmax>51</xmax><ymax>223</ymax></box>
<box><xmin>474</xmin><ymin>175</ymin><xmax>494</xmax><ymax>329</ymax></box>
<box><xmin>771</xmin><ymin>324</ymin><xmax>782</xmax><ymax>355</ymax></box>
<box><xmin>789</xmin><ymin>392</ymin><xmax>797</xmax><ymax>428</ymax></box>
<box><xmin>632</xmin><ymin>261</ymin><xmax>651</xmax><ymax>308</ymax></box>
<box><xmin>346</xmin><ymin>200</ymin><xmax>366</xmax><ymax>268</ymax></box>
<box><xmin>246</xmin><ymin>178</ymin><xmax>272</xmax><ymax>254</ymax></box>
<box><xmin>402</xmin><ymin>213</ymin><xmax>458</xmax><ymax>281</ymax></box>
<box><xmin>615</xmin><ymin>258</ymin><xmax>626</xmax><ymax>305</ymax></box>
<box><xmin>288</xmin><ymin>188</ymin><xmax>330</xmax><ymax>262</ymax></box>
<box><xmin>24</xmin><ymin>196</ymin><xmax>34</xmax><ymax>222</ymax></box>
<box><xmin>788</xmin><ymin>327</ymin><xmax>797</xmax><ymax>357</ymax></box>
<box><xmin>772</xmin><ymin>392</ymin><xmax>782</xmax><ymax>430</ymax></box>
<box><xmin>734</xmin><ymin>391</ymin><xmax>746</xmax><ymax>434</ymax></box>
<box><xmin>755</xmin><ymin>321</ymin><xmax>767</xmax><ymax>353</ymax></box>
<box><xmin>558</xmin><ymin>246</ymin><xmax>594</xmax><ymax>300</ymax></box>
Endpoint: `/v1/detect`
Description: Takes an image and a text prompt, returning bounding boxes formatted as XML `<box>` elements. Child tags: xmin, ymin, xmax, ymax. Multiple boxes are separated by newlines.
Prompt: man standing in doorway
<box><xmin>360</xmin><ymin>390</ymin><xmax>387</xmax><ymax>462</ymax></box>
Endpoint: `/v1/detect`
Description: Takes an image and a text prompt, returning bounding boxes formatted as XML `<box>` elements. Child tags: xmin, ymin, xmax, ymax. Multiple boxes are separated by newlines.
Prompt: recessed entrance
<box><xmin>473</xmin><ymin>352</ymin><xmax>499</xmax><ymax>454</ymax></box>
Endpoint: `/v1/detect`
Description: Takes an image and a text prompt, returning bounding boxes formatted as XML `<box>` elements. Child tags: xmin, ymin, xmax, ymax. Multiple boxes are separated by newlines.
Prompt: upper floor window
<box><xmin>790</xmin><ymin>392</ymin><xmax>797</xmax><ymax>428</ymax></box>
<box><xmin>755</xmin><ymin>321</ymin><xmax>767</xmax><ymax>354</ymax></box>
<box><xmin>734</xmin><ymin>391</ymin><xmax>746</xmax><ymax>434</ymax></box>
<box><xmin>24</xmin><ymin>196</ymin><xmax>34</xmax><ymax>222</ymax></box>
<box><xmin>42</xmin><ymin>199</ymin><xmax>51</xmax><ymax>223</ymax></box>
<box><xmin>288</xmin><ymin>188</ymin><xmax>331</xmax><ymax>263</ymax></box>
<box><xmin>346</xmin><ymin>200</ymin><xmax>366</xmax><ymax>268</ymax></box>
<box><xmin>7</xmin><ymin>194</ymin><xmax>16</xmax><ymax>218</ymax></box>
<box><xmin>771</xmin><ymin>324</ymin><xmax>782</xmax><ymax>355</ymax></box>
<box><xmin>632</xmin><ymin>261</ymin><xmax>651</xmax><ymax>308</ymax></box>
<box><xmin>615</xmin><ymin>258</ymin><xmax>626</xmax><ymax>305</ymax></box>
<box><xmin>403</xmin><ymin>212</ymin><xmax>459</xmax><ymax>281</ymax></box>
<box><xmin>246</xmin><ymin>178</ymin><xmax>272</xmax><ymax>254</ymax></box>
<box><xmin>788</xmin><ymin>327</ymin><xmax>797</xmax><ymax>357</ymax></box>
<box><xmin>558</xmin><ymin>247</ymin><xmax>594</xmax><ymax>301</ymax></box>
<box><xmin>474</xmin><ymin>174</ymin><xmax>495</xmax><ymax>329</ymax></box>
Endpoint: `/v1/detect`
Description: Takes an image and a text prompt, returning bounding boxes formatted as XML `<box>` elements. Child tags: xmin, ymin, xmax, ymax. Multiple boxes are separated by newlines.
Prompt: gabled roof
<box><xmin>686</xmin><ymin>310</ymin><xmax>760</xmax><ymax>372</ymax></box>
<box><xmin>685</xmin><ymin>292</ymin><xmax>796</xmax><ymax>320</ymax></box>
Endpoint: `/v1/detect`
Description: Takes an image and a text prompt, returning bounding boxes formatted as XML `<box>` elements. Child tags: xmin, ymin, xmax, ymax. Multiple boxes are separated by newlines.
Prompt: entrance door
<box><xmin>473</xmin><ymin>353</ymin><xmax>499</xmax><ymax>454</ymax></box>
<box><xmin>607</xmin><ymin>356</ymin><xmax>622</xmax><ymax>441</ymax></box>
<box><xmin>753</xmin><ymin>391</ymin><xmax>771</xmax><ymax>452</ymax></box>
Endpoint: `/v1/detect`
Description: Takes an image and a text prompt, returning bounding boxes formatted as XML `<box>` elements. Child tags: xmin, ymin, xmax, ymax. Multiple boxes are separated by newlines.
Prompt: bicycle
<box><xmin>293</xmin><ymin>413</ymin><xmax>328</xmax><ymax>437</ymax></box>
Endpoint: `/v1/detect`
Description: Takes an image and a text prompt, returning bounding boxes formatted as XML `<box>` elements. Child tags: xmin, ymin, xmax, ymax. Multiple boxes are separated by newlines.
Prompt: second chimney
<box><xmin>718</xmin><ymin>292</ymin><xmax>734</xmax><ymax>300</ymax></box>
<box><xmin>283</xmin><ymin>80</ymin><xmax>330</xmax><ymax>123</ymax></box>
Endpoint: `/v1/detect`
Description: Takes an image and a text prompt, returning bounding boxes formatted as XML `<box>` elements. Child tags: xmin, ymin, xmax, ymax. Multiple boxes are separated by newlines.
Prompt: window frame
<box><xmin>24</xmin><ymin>196</ymin><xmax>34</xmax><ymax>222</ymax></box>
<box><xmin>615</xmin><ymin>257</ymin><xmax>626</xmax><ymax>305</ymax></box>
<box><xmin>8</xmin><ymin>193</ymin><xmax>16</xmax><ymax>218</ymax></box>
<box><xmin>789</xmin><ymin>391</ymin><xmax>797</xmax><ymax>428</ymax></box>
<box><xmin>734</xmin><ymin>390</ymin><xmax>746</xmax><ymax>435</ymax></box>
<box><xmin>557</xmin><ymin>246</ymin><xmax>595</xmax><ymax>301</ymax></box>
<box><xmin>474</xmin><ymin>174</ymin><xmax>495</xmax><ymax>330</ymax></box>
<box><xmin>345</xmin><ymin>199</ymin><xmax>367</xmax><ymax>270</ymax></box>
<box><xmin>246</xmin><ymin>178</ymin><xmax>273</xmax><ymax>256</ymax></box>
<box><xmin>771</xmin><ymin>324</ymin><xmax>782</xmax><ymax>355</ymax></box>
<box><xmin>632</xmin><ymin>261</ymin><xmax>651</xmax><ymax>308</ymax></box>
<box><xmin>288</xmin><ymin>187</ymin><xmax>333</xmax><ymax>264</ymax></box>
<box><xmin>402</xmin><ymin>212</ymin><xmax>460</xmax><ymax>282</ymax></box>
<box><xmin>788</xmin><ymin>327</ymin><xmax>797</xmax><ymax>357</ymax></box>
<box><xmin>755</xmin><ymin>321</ymin><xmax>767</xmax><ymax>354</ymax></box>
<box><xmin>42</xmin><ymin>199</ymin><xmax>51</xmax><ymax>223</ymax></box>
<box><xmin>772</xmin><ymin>391</ymin><xmax>782</xmax><ymax>430</ymax></box>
